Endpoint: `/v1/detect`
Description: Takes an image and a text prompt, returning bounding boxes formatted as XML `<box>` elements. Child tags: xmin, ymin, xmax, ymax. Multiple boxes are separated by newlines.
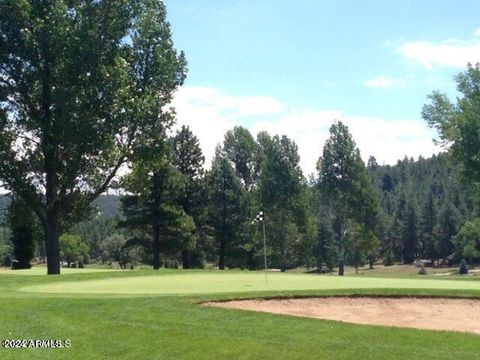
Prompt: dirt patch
<box><xmin>206</xmin><ymin>297</ymin><xmax>480</xmax><ymax>334</ymax></box>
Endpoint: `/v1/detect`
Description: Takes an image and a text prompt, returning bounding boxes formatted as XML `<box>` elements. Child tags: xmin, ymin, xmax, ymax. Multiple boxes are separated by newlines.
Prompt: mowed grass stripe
<box><xmin>0</xmin><ymin>267</ymin><xmax>117</xmax><ymax>276</ymax></box>
<box><xmin>20</xmin><ymin>272</ymin><xmax>480</xmax><ymax>295</ymax></box>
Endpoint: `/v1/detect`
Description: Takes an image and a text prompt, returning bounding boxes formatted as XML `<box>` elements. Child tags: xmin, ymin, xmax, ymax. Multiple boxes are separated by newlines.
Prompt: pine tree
<box><xmin>120</xmin><ymin>152</ymin><xmax>194</xmax><ymax>270</ymax></box>
<box><xmin>317</xmin><ymin>121</ymin><xmax>379</xmax><ymax>275</ymax></box>
<box><xmin>258</xmin><ymin>133</ymin><xmax>305</xmax><ymax>271</ymax></box>
<box><xmin>8</xmin><ymin>197</ymin><xmax>38</xmax><ymax>269</ymax></box>
<box><xmin>458</xmin><ymin>258</ymin><xmax>469</xmax><ymax>274</ymax></box>
<box><xmin>381</xmin><ymin>173</ymin><xmax>394</xmax><ymax>192</ymax></box>
<box><xmin>419</xmin><ymin>190</ymin><xmax>437</xmax><ymax>261</ymax></box>
<box><xmin>434</xmin><ymin>200</ymin><xmax>458</xmax><ymax>261</ymax></box>
<box><xmin>172</xmin><ymin>126</ymin><xmax>205</xmax><ymax>268</ymax></box>
<box><xmin>315</xmin><ymin>206</ymin><xmax>336</xmax><ymax>270</ymax></box>
<box><xmin>207</xmin><ymin>147</ymin><xmax>245</xmax><ymax>270</ymax></box>
<box><xmin>402</xmin><ymin>198</ymin><xmax>418</xmax><ymax>263</ymax></box>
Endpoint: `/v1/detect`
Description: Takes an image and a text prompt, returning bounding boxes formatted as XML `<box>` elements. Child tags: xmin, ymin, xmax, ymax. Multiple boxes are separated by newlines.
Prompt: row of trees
<box><xmin>0</xmin><ymin>120</ymin><xmax>381</xmax><ymax>274</ymax></box>
<box><xmin>2</xmin><ymin>121</ymin><xmax>480</xmax><ymax>273</ymax></box>
<box><xmin>118</xmin><ymin>124</ymin><xmax>316</xmax><ymax>272</ymax></box>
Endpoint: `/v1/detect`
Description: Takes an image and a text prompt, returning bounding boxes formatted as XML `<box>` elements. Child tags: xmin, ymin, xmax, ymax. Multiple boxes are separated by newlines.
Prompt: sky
<box><xmin>164</xmin><ymin>0</ymin><xmax>480</xmax><ymax>176</ymax></box>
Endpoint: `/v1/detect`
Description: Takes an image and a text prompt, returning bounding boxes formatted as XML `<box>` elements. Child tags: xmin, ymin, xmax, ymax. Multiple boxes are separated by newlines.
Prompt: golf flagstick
<box><xmin>252</xmin><ymin>210</ymin><xmax>267</xmax><ymax>286</ymax></box>
<box><xmin>262</xmin><ymin>215</ymin><xmax>267</xmax><ymax>286</ymax></box>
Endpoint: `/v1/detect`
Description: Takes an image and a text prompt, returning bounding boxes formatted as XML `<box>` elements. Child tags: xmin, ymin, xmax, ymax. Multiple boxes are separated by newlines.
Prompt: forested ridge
<box><xmin>370</xmin><ymin>154</ymin><xmax>478</xmax><ymax>266</ymax></box>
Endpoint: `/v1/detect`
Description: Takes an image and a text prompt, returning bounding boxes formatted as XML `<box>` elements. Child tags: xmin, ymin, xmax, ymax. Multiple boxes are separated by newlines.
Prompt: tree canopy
<box><xmin>422</xmin><ymin>63</ymin><xmax>480</xmax><ymax>187</ymax></box>
<box><xmin>0</xmin><ymin>0</ymin><xmax>187</xmax><ymax>273</ymax></box>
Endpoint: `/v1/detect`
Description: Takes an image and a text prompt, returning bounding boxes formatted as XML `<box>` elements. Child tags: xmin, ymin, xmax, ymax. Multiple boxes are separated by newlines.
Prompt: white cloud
<box><xmin>251</xmin><ymin>110</ymin><xmax>439</xmax><ymax>176</ymax></box>
<box><xmin>364</xmin><ymin>75</ymin><xmax>406</xmax><ymax>89</ymax></box>
<box><xmin>171</xmin><ymin>86</ymin><xmax>286</xmax><ymax>168</ymax></box>
<box><xmin>172</xmin><ymin>86</ymin><xmax>441</xmax><ymax>176</ymax></box>
<box><xmin>398</xmin><ymin>30</ymin><xmax>480</xmax><ymax>69</ymax></box>
<box><xmin>174</xmin><ymin>86</ymin><xmax>285</xmax><ymax>116</ymax></box>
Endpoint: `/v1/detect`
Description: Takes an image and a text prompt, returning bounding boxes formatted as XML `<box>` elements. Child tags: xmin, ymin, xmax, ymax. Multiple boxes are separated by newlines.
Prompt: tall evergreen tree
<box><xmin>402</xmin><ymin>197</ymin><xmax>418</xmax><ymax>263</ymax></box>
<box><xmin>315</xmin><ymin>206</ymin><xmax>337</xmax><ymax>270</ymax></box>
<box><xmin>257</xmin><ymin>133</ymin><xmax>305</xmax><ymax>271</ymax></box>
<box><xmin>381</xmin><ymin>173</ymin><xmax>394</xmax><ymax>192</ymax></box>
<box><xmin>207</xmin><ymin>147</ymin><xmax>245</xmax><ymax>270</ymax></box>
<box><xmin>120</xmin><ymin>148</ymin><xmax>194</xmax><ymax>270</ymax></box>
<box><xmin>419</xmin><ymin>190</ymin><xmax>437</xmax><ymax>260</ymax></box>
<box><xmin>8</xmin><ymin>196</ymin><xmax>38</xmax><ymax>269</ymax></box>
<box><xmin>172</xmin><ymin>125</ymin><xmax>205</xmax><ymax>268</ymax></box>
<box><xmin>434</xmin><ymin>200</ymin><xmax>458</xmax><ymax>261</ymax></box>
<box><xmin>317</xmin><ymin>121</ymin><xmax>378</xmax><ymax>275</ymax></box>
<box><xmin>391</xmin><ymin>192</ymin><xmax>407</xmax><ymax>262</ymax></box>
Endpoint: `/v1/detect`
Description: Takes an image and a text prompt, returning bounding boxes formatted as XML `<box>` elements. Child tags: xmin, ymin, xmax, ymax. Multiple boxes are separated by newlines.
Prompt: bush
<box><xmin>190</xmin><ymin>250</ymin><xmax>206</xmax><ymax>269</ymax></box>
<box><xmin>418</xmin><ymin>265</ymin><xmax>427</xmax><ymax>275</ymax></box>
<box><xmin>11</xmin><ymin>259</ymin><xmax>31</xmax><ymax>269</ymax></box>
<box><xmin>59</xmin><ymin>233</ymin><xmax>89</xmax><ymax>267</ymax></box>
<box><xmin>2</xmin><ymin>253</ymin><xmax>12</xmax><ymax>267</ymax></box>
<box><xmin>458</xmin><ymin>259</ymin><xmax>469</xmax><ymax>275</ymax></box>
<box><xmin>163</xmin><ymin>259</ymin><xmax>179</xmax><ymax>269</ymax></box>
<box><xmin>383</xmin><ymin>251</ymin><xmax>394</xmax><ymax>266</ymax></box>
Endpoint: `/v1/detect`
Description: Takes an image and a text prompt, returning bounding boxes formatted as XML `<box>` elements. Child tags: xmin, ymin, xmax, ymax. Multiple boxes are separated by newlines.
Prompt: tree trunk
<box><xmin>45</xmin><ymin>220</ymin><xmax>60</xmax><ymax>274</ymax></box>
<box><xmin>338</xmin><ymin>222</ymin><xmax>346</xmax><ymax>276</ymax></box>
<box><xmin>219</xmin><ymin>177</ymin><xmax>226</xmax><ymax>270</ymax></box>
<box><xmin>152</xmin><ymin>173</ymin><xmax>161</xmax><ymax>270</ymax></box>
<box><xmin>337</xmin><ymin>205</ymin><xmax>348</xmax><ymax>276</ymax></box>
<box><xmin>182</xmin><ymin>249</ymin><xmax>190</xmax><ymax>269</ymax></box>
<box><xmin>338</xmin><ymin>252</ymin><xmax>345</xmax><ymax>276</ymax></box>
<box><xmin>153</xmin><ymin>224</ymin><xmax>160</xmax><ymax>270</ymax></box>
<box><xmin>369</xmin><ymin>255</ymin><xmax>374</xmax><ymax>269</ymax></box>
<box><xmin>45</xmin><ymin>166</ymin><xmax>60</xmax><ymax>275</ymax></box>
<box><xmin>219</xmin><ymin>238</ymin><xmax>225</xmax><ymax>270</ymax></box>
<box><xmin>41</xmin><ymin>38</ymin><xmax>60</xmax><ymax>275</ymax></box>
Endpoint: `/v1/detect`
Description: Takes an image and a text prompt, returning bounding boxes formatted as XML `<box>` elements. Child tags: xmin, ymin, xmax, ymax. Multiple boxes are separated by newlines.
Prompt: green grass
<box><xmin>0</xmin><ymin>266</ymin><xmax>116</xmax><ymax>276</ymax></box>
<box><xmin>1</xmin><ymin>269</ymin><xmax>480</xmax><ymax>359</ymax></box>
<box><xmin>20</xmin><ymin>271</ymin><xmax>480</xmax><ymax>295</ymax></box>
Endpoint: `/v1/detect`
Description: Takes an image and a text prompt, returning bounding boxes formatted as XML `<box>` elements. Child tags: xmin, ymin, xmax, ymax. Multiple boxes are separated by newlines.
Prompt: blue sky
<box><xmin>165</xmin><ymin>0</ymin><xmax>480</xmax><ymax>175</ymax></box>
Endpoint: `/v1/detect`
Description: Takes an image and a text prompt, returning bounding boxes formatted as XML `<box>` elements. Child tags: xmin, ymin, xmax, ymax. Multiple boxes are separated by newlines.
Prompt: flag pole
<box><xmin>262</xmin><ymin>215</ymin><xmax>267</xmax><ymax>286</ymax></box>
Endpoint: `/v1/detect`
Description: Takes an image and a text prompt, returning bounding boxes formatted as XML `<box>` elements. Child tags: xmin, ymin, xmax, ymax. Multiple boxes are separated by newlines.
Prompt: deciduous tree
<box><xmin>224</xmin><ymin>126</ymin><xmax>260</xmax><ymax>191</ymax></box>
<box><xmin>422</xmin><ymin>63</ymin><xmax>480</xmax><ymax>187</ymax></box>
<box><xmin>59</xmin><ymin>233</ymin><xmax>89</xmax><ymax>268</ymax></box>
<box><xmin>0</xmin><ymin>0</ymin><xmax>187</xmax><ymax>274</ymax></box>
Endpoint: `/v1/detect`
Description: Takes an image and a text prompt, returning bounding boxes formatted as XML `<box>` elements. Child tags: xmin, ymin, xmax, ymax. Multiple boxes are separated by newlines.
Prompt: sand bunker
<box><xmin>207</xmin><ymin>297</ymin><xmax>480</xmax><ymax>334</ymax></box>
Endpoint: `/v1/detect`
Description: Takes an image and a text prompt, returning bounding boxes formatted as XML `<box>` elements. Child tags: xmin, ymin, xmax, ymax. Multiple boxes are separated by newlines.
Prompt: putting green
<box><xmin>20</xmin><ymin>272</ymin><xmax>480</xmax><ymax>295</ymax></box>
